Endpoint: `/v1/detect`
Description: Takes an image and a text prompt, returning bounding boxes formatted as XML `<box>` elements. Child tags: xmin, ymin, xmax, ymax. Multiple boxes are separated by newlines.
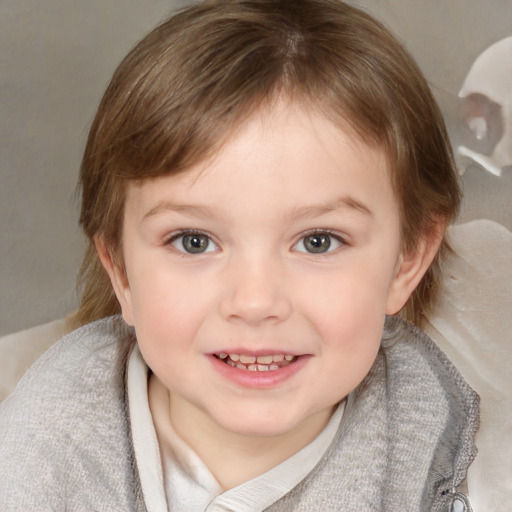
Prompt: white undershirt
<box><xmin>128</xmin><ymin>344</ymin><xmax>345</xmax><ymax>512</ymax></box>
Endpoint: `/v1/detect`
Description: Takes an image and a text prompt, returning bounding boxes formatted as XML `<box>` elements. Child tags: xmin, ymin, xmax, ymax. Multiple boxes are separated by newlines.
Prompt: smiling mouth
<box><xmin>214</xmin><ymin>353</ymin><xmax>297</xmax><ymax>372</ymax></box>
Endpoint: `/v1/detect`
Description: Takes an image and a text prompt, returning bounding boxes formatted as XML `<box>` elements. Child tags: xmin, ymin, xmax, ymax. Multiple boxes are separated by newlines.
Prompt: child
<box><xmin>0</xmin><ymin>0</ymin><xmax>479</xmax><ymax>510</ymax></box>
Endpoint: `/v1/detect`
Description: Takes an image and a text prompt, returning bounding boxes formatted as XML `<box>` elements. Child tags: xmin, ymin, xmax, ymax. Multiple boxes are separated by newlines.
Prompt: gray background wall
<box><xmin>1</xmin><ymin>0</ymin><xmax>511</xmax><ymax>336</ymax></box>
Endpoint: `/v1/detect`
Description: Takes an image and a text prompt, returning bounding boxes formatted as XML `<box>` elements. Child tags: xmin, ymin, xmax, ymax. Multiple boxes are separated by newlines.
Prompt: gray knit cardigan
<box><xmin>0</xmin><ymin>316</ymin><xmax>479</xmax><ymax>511</ymax></box>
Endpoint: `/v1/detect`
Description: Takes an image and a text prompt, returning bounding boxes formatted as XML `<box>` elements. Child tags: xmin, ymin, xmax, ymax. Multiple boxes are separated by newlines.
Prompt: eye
<box><xmin>168</xmin><ymin>231</ymin><xmax>218</xmax><ymax>254</ymax></box>
<box><xmin>293</xmin><ymin>232</ymin><xmax>344</xmax><ymax>254</ymax></box>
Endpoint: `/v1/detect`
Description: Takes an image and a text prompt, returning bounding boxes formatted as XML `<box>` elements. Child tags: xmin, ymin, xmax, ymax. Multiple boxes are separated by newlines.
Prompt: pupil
<box><xmin>184</xmin><ymin>234</ymin><xmax>208</xmax><ymax>253</ymax></box>
<box><xmin>305</xmin><ymin>234</ymin><xmax>330</xmax><ymax>253</ymax></box>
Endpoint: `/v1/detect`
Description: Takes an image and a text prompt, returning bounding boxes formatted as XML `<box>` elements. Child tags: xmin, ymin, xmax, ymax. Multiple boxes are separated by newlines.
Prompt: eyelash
<box><xmin>293</xmin><ymin>229</ymin><xmax>347</xmax><ymax>254</ymax></box>
<box><xmin>163</xmin><ymin>229</ymin><xmax>347</xmax><ymax>255</ymax></box>
<box><xmin>165</xmin><ymin>230</ymin><xmax>218</xmax><ymax>255</ymax></box>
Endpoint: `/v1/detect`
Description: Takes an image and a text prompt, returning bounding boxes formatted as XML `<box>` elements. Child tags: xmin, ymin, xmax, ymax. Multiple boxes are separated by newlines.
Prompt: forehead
<box><xmin>124</xmin><ymin>101</ymin><xmax>397</xmax><ymax>223</ymax></box>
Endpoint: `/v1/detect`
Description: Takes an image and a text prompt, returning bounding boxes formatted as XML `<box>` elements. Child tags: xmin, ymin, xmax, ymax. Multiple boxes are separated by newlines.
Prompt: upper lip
<box><xmin>210</xmin><ymin>349</ymin><xmax>301</xmax><ymax>357</ymax></box>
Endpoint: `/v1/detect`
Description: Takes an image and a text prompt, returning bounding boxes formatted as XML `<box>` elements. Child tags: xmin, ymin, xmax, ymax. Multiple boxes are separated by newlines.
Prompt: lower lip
<box><xmin>208</xmin><ymin>355</ymin><xmax>310</xmax><ymax>388</ymax></box>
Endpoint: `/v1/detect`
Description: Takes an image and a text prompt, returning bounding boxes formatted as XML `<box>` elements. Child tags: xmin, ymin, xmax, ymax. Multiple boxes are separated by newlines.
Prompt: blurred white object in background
<box><xmin>457</xmin><ymin>36</ymin><xmax>512</xmax><ymax>177</ymax></box>
<box><xmin>425</xmin><ymin>220</ymin><xmax>512</xmax><ymax>512</ymax></box>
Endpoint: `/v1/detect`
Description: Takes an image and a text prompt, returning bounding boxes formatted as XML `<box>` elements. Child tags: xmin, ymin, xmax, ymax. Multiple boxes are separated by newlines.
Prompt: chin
<box><xmin>212</xmin><ymin>407</ymin><xmax>318</xmax><ymax>439</ymax></box>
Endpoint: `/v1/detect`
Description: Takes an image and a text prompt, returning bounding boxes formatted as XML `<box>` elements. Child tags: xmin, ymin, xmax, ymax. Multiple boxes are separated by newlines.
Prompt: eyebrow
<box><xmin>142</xmin><ymin>196</ymin><xmax>373</xmax><ymax>222</ymax></box>
<box><xmin>142</xmin><ymin>202</ymin><xmax>218</xmax><ymax>221</ymax></box>
<box><xmin>287</xmin><ymin>196</ymin><xmax>373</xmax><ymax>222</ymax></box>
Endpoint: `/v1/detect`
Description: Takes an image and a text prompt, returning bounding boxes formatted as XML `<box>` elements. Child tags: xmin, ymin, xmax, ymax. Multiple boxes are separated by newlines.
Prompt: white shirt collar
<box><xmin>128</xmin><ymin>344</ymin><xmax>345</xmax><ymax>512</ymax></box>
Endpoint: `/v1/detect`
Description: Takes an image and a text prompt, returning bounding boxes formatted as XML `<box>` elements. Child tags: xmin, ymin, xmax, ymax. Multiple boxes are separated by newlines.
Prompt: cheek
<box><xmin>320</xmin><ymin>299</ymin><xmax>383</xmax><ymax>361</ymax></box>
<box><xmin>128</xmin><ymin>267</ymin><xmax>214</xmax><ymax>356</ymax></box>
<box><xmin>309</xmin><ymin>265</ymin><xmax>392</xmax><ymax>329</ymax></box>
<box><xmin>320</xmin><ymin>301</ymin><xmax>383</xmax><ymax>398</ymax></box>
<box><xmin>305</xmin><ymin>267</ymin><xmax>389</xmax><ymax>368</ymax></box>
<box><xmin>129</xmin><ymin>257</ymin><xmax>195</xmax><ymax>317</ymax></box>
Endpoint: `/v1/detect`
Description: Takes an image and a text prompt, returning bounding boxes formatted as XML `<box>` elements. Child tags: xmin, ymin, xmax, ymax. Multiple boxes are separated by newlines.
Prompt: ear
<box><xmin>94</xmin><ymin>235</ymin><xmax>135</xmax><ymax>326</ymax></box>
<box><xmin>385</xmin><ymin>223</ymin><xmax>445</xmax><ymax>315</ymax></box>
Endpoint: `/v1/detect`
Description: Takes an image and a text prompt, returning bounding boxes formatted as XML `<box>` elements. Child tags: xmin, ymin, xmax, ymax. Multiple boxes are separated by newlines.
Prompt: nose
<box><xmin>218</xmin><ymin>254</ymin><xmax>293</xmax><ymax>326</ymax></box>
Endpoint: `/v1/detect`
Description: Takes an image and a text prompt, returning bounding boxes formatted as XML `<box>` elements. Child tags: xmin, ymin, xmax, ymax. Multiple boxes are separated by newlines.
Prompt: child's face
<box><xmin>105</xmin><ymin>101</ymin><xmax>421</xmax><ymax>442</ymax></box>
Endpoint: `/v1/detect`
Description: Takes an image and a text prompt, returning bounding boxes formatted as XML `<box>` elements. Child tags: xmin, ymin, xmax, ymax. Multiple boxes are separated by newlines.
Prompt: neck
<box><xmin>168</xmin><ymin>392</ymin><xmax>333</xmax><ymax>490</ymax></box>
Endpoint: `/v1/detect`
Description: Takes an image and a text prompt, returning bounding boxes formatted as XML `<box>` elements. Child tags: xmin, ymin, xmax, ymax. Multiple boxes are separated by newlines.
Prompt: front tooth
<box><xmin>256</xmin><ymin>355</ymin><xmax>273</xmax><ymax>364</ymax></box>
<box><xmin>284</xmin><ymin>355</ymin><xmax>294</xmax><ymax>361</ymax></box>
<box><xmin>229</xmin><ymin>354</ymin><xmax>240</xmax><ymax>362</ymax></box>
<box><xmin>269</xmin><ymin>364</ymin><xmax>279</xmax><ymax>371</ymax></box>
<box><xmin>248</xmin><ymin>364</ymin><xmax>258</xmax><ymax>371</ymax></box>
<box><xmin>272</xmin><ymin>354</ymin><xmax>284</xmax><ymax>363</ymax></box>
<box><xmin>257</xmin><ymin>365</ymin><xmax>269</xmax><ymax>371</ymax></box>
<box><xmin>240</xmin><ymin>355</ymin><xmax>256</xmax><ymax>364</ymax></box>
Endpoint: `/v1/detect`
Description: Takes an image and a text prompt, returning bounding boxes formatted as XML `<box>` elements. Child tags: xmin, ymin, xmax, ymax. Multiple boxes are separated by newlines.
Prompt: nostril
<box><xmin>220</xmin><ymin>288</ymin><xmax>292</xmax><ymax>325</ymax></box>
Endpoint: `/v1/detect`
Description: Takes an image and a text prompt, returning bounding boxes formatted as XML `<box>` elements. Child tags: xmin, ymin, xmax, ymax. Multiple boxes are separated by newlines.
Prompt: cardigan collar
<box><xmin>267</xmin><ymin>317</ymin><xmax>479</xmax><ymax>512</ymax></box>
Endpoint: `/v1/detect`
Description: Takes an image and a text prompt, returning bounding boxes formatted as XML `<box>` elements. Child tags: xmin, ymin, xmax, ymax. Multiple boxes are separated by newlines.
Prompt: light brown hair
<box><xmin>73</xmin><ymin>0</ymin><xmax>460</xmax><ymax>329</ymax></box>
